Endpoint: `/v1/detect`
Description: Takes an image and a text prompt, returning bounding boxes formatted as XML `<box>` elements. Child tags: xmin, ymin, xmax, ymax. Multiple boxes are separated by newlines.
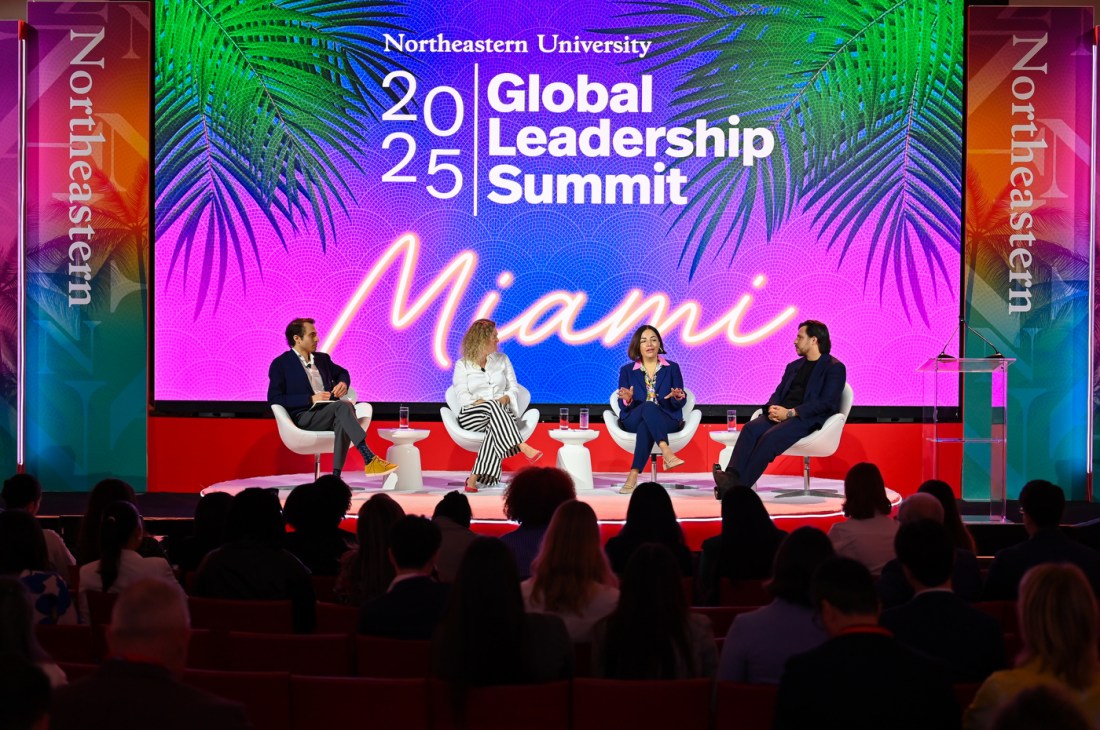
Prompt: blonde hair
<box><xmin>529</xmin><ymin>500</ymin><xmax>616</xmax><ymax>614</ymax></box>
<box><xmin>460</xmin><ymin>319</ymin><xmax>497</xmax><ymax>364</ymax></box>
<box><xmin>1018</xmin><ymin>563</ymin><xmax>1100</xmax><ymax>690</ymax></box>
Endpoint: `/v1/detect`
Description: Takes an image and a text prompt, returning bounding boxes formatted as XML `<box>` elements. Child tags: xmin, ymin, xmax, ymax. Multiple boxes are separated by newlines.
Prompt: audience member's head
<box><xmin>618</xmin><ymin>482</ymin><xmax>685</xmax><ymax>547</ymax></box>
<box><xmin>767</xmin><ymin>526</ymin><xmax>836</xmax><ymax>607</ymax></box>
<box><xmin>98</xmin><ymin>501</ymin><xmax>143</xmax><ymax>591</ymax></box>
<box><xmin>2</xmin><ymin>473</ymin><xmax>43</xmax><ymax>512</ymax></box>
<box><xmin>222</xmin><ymin>488</ymin><xmax>285</xmax><ymax>548</ymax></box>
<box><xmin>350</xmin><ymin>493</ymin><xmax>406</xmax><ymax>603</ymax></box>
<box><xmin>433</xmin><ymin>491</ymin><xmax>473</xmax><ymax>529</ymax></box>
<box><xmin>989</xmin><ymin>684</ymin><xmax>1092</xmax><ymax>730</ymax></box>
<box><xmin>1017</xmin><ymin>563</ymin><xmax>1099</xmax><ymax>690</ymax></box>
<box><xmin>308</xmin><ymin>475</ymin><xmax>353</xmax><ymax>532</ymax></box>
<box><xmin>0</xmin><ymin>509</ymin><xmax>49</xmax><ymax>574</ymax></box>
<box><xmin>0</xmin><ymin>656</ymin><xmax>50</xmax><ymax>730</ymax></box>
<box><xmin>0</xmin><ymin>578</ymin><xmax>51</xmax><ymax>664</ymax></box>
<box><xmin>1018</xmin><ymin>480</ymin><xmax>1065</xmax><ymax>533</ymax></box>
<box><xmin>502</xmin><ymin>467</ymin><xmax>575</xmax><ymax>528</ymax></box>
<box><xmin>435</xmin><ymin>537</ymin><xmax>527</xmax><ymax>686</ymax></box>
<box><xmin>107</xmin><ymin>578</ymin><xmax>191</xmax><ymax>674</ymax></box>
<box><xmin>191</xmin><ymin>491</ymin><xmax>234</xmax><ymax>546</ymax></box>
<box><xmin>811</xmin><ymin>557</ymin><xmax>879</xmax><ymax>635</ymax></box>
<box><xmin>389</xmin><ymin>515</ymin><xmax>442</xmax><ymax>573</ymax></box>
<box><xmin>894</xmin><ymin>519</ymin><xmax>954</xmax><ymax>591</ymax></box>
<box><xmin>718</xmin><ymin>485</ymin><xmax>784</xmax><ymax>578</ymax></box>
<box><xmin>77</xmin><ymin>478</ymin><xmax>138</xmax><ymax>564</ymax></box>
<box><xmin>601</xmin><ymin>542</ymin><xmax>694</xmax><ymax>679</ymax></box>
<box><xmin>841</xmin><ymin>463</ymin><xmax>892</xmax><ymax>519</ymax></box>
<box><xmin>917</xmin><ymin>479</ymin><xmax>976</xmax><ymax>552</ymax></box>
<box><xmin>896</xmin><ymin>492</ymin><xmax>944</xmax><ymax>525</ymax></box>
<box><xmin>283</xmin><ymin>482</ymin><xmax>324</xmax><ymax>534</ymax></box>
<box><xmin>530</xmin><ymin>500</ymin><xmax>615</xmax><ymax>614</ymax></box>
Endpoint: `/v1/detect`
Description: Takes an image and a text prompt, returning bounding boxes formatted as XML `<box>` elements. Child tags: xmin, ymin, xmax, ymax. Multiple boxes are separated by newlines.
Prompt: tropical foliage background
<box><xmin>154</xmin><ymin>0</ymin><xmax>410</xmax><ymax>315</ymax></box>
<box><xmin>598</xmin><ymin>0</ymin><xmax>963</xmax><ymax>325</ymax></box>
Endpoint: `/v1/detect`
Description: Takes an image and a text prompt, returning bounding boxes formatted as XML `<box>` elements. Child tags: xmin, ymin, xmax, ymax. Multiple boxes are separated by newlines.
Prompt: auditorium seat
<box><xmin>572</xmin><ymin>678</ymin><xmax>711</xmax><ymax>730</ymax></box>
<box><xmin>57</xmin><ymin>662</ymin><xmax>98</xmax><ymax>682</ymax></box>
<box><xmin>714</xmin><ymin>681</ymin><xmax>779</xmax><ymax>730</ymax></box>
<box><xmin>355</xmin><ymin>636</ymin><xmax>432</xmax><ymax>678</ymax></box>
<box><xmin>430</xmin><ymin>679</ymin><xmax>570</xmax><ymax>730</ymax></box>
<box><xmin>84</xmin><ymin>590</ymin><xmax>118</xmax><ymax>626</ymax></box>
<box><xmin>719</xmin><ymin>578</ymin><xmax>771</xmax><ymax>606</ymax></box>
<box><xmin>290</xmin><ymin>676</ymin><xmax>429</xmax><ymax>730</ymax></box>
<box><xmin>954</xmin><ymin>683</ymin><xmax>981</xmax><ymax>712</ymax></box>
<box><xmin>182</xmin><ymin>669</ymin><xmax>291</xmax><ymax>730</ymax></box>
<box><xmin>690</xmin><ymin>606</ymin><xmax>760</xmax><ymax>636</ymax></box>
<box><xmin>188</xmin><ymin>597</ymin><xmax>294</xmax><ymax>633</ymax></box>
<box><xmin>186</xmin><ymin>628</ymin><xmax>225</xmax><ymax>669</ymax></box>
<box><xmin>227</xmin><ymin>632</ymin><xmax>354</xmax><ymax>676</ymax></box>
<box><xmin>973</xmin><ymin>600</ymin><xmax>1018</xmax><ymax>635</ymax></box>
<box><xmin>316</xmin><ymin>601</ymin><xmax>360</xmax><ymax>634</ymax></box>
<box><xmin>311</xmin><ymin>575</ymin><xmax>339</xmax><ymax>603</ymax></box>
<box><xmin>36</xmin><ymin>624</ymin><xmax>96</xmax><ymax>664</ymax></box>
<box><xmin>573</xmin><ymin>642</ymin><xmax>593</xmax><ymax>677</ymax></box>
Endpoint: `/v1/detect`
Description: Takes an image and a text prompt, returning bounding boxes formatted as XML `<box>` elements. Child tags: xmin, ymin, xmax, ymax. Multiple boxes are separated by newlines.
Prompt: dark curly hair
<box><xmin>502</xmin><ymin>467</ymin><xmax>575</xmax><ymax>527</ymax></box>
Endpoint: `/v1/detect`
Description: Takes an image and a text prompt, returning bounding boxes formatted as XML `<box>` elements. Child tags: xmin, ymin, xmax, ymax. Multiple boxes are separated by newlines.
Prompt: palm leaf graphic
<box><xmin>597</xmin><ymin>0</ymin><xmax>962</xmax><ymax>324</ymax></box>
<box><xmin>155</xmin><ymin>0</ymin><xmax>411</xmax><ymax>316</ymax></box>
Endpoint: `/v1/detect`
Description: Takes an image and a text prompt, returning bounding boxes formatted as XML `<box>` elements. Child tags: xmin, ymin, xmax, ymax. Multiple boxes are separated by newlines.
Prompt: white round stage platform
<box><xmin>203</xmin><ymin>471</ymin><xmax>902</xmax><ymax>523</ymax></box>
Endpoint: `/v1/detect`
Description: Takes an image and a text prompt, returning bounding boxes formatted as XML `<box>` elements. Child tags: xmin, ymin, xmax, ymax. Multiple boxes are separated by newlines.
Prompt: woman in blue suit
<box><xmin>615</xmin><ymin>325</ymin><xmax>686</xmax><ymax>495</ymax></box>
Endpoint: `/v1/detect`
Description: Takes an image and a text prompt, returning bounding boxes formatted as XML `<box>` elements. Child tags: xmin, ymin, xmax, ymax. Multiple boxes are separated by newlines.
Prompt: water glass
<box><xmin>399</xmin><ymin>406</ymin><xmax>410</xmax><ymax>429</ymax></box>
<box><xmin>579</xmin><ymin>408</ymin><xmax>589</xmax><ymax>430</ymax></box>
<box><xmin>559</xmin><ymin>408</ymin><xmax>570</xmax><ymax>430</ymax></box>
<box><xmin>727</xmin><ymin>409</ymin><xmax>738</xmax><ymax>431</ymax></box>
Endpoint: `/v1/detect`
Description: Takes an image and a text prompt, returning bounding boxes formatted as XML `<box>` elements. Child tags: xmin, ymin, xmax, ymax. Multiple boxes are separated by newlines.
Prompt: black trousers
<box><xmin>725</xmin><ymin>414</ymin><xmax>815</xmax><ymax>486</ymax></box>
<box><xmin>295</xmin><ymin>400</ymin><xmax>368</xmax><ymax>471</ymax></box>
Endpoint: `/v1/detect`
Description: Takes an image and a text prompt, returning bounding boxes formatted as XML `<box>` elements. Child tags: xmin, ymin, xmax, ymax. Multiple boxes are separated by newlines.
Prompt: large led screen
<box><xmin>153</xmin><ymin>0</ymin><xmax>963</xmax><ymax>407</ymax></box>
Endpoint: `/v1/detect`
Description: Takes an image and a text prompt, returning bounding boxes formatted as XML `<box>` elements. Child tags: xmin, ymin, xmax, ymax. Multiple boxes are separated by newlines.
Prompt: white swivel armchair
<box><xmin>750</xmin><ymin>382</ymin><xmax>853</xmax><ymax>498</ymax></box>
<box><xmin>271</xmin><ymin>387</ymin><xmax>373</xmax><ymax>479</ymax></box>
<box><xmin>439</xmin><ymin>385</ymin><xmax>540</xmax><ymax>483</ymax></box>
<box><xmin>603</xmin><ymin>389</ymin><xmax>702</xmax><ymax>488</ymax></box>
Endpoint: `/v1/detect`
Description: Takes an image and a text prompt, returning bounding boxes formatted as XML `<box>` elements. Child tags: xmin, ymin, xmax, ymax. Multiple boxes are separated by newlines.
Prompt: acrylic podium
<box><xmin>918</xmin><ymin>356</ymin><xmax>1014</xmax><ymax>522</ymax></box>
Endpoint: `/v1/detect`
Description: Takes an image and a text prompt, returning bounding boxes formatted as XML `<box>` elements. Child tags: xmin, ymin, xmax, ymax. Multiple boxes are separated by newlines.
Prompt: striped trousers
<box><xmin>458</xmin><ymin>400</ymin><xmax>522</xmax><ymax>484</ymax></box>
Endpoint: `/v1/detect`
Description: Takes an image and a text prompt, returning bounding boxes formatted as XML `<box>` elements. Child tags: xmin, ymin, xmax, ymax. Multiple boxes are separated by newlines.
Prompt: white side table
<box><xmin>548</xmin><ymin>429</ymin><xmax>599</xmax><ymax>491</ymax></box>
<box><xmin>377</xmin><ymin>428</ymin><xmax>430</xmax><ymax>491</ymax></box>
<box><xmin>709</xmin><ymin>430</ymin><xmax>740</xmax><ymax>471</ymax></box>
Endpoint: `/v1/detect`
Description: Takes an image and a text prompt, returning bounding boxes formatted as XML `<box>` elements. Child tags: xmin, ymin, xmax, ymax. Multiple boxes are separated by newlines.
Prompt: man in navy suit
<box><xmin>714</xmin><ymin>319</ymin><xmax>846</xmax><ymax>495</ymax></box>
<box><xmin>775</xmin><ymin>558</ymin><xmax>959</xmax><ymax>730</ymax></box>
<box><xmin>359</xmin><ymin>515</ymin><xmax>449</xmax><ymax>639</ymax></box>
<box><xmin>879</xmin><ymin>519</ymin><xmax>1006</xmax><ymax>683</ymax></box>
<box><xmin>268</xmin><ymin>318</ymin><xmax>396</xmax><ymax>477</ymax></box>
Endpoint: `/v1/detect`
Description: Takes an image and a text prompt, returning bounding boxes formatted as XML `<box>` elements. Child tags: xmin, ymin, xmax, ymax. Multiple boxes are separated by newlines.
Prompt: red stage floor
<box><xmin>204</xmin><ymin>471</ymin><xmax>901</xmax><ymax>548</ymax></box>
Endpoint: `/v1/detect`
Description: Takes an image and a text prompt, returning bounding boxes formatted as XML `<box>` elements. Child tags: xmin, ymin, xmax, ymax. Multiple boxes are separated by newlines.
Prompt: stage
<box><xmin>202</xmin><ymin>471</ymin><xmax>904</xmax><ymax>545</ymax></box>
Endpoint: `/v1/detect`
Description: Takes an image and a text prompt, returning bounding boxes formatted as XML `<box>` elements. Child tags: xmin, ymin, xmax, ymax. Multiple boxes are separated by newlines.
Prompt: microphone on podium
<box><xmin>935</xmin><ymin>317</ymin><xmax>1003</xmax><ymax>359</ymax></box>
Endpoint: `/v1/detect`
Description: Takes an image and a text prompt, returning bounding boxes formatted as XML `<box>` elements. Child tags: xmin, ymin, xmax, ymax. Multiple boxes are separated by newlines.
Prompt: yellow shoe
<box><xmin>619</xmin><ymin>478</ymin><xmax>638</xmax><ymax>495</ymax></box>
<box><xmin>364</xmin><ymin>456</ymin><xmax>398</xmax><ymax>477</ymax></box>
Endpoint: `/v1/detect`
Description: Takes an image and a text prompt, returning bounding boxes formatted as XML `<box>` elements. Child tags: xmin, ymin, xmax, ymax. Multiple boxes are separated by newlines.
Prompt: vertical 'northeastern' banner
<box><xmin>25</xmin><ymin>2</ymin><xmax>150</xmax><ymax>491</ymax></box>
<box><xmin>0</xmin><ymin>22</ymin><xmax>21</xmax><ymax>473</ymax></box>
<box><xmin>966</xmin><ymin>7</ymin><xmax>1093</xmax><ymax>500</ymax></box>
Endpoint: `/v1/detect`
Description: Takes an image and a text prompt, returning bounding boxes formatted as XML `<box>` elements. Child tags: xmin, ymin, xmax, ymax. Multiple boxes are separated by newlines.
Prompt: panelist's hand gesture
<box><xmin>331</xmin><ymin>382</ymin><xmax>348</xmax><ymax>399</ymax></box>
<box><xmin>666</xmin><ymin>387</ymin><xmax>686</xmax><ymax>401</ymax></box>
<box><xmin>496</xmin><ymin>394</ymin><xmax>510</xmax><ymax>406</ymax></box>
<box><xmin>767</xmin><ymin>405</ymin><xmax>786</xmax><ymax>422</ymax></box>
<box><xmin>617</xmin><ymin>386</ymin><xmax>634</xmax><ymax>404</ymax></box>
<box><xmin>312</xmin><ymin>391</ymin><xmax>332</xmax><ymax>404</ymax></box>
